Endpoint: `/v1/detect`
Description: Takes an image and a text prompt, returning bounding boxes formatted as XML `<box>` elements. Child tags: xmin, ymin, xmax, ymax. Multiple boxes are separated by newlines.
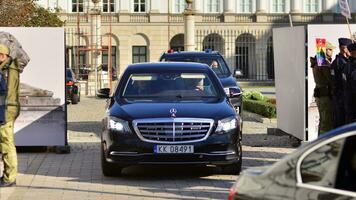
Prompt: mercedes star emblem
<box><xmin>170</xmin><ymin>108</ymin><xmax>177</xmax><ymax>118</ymax></box>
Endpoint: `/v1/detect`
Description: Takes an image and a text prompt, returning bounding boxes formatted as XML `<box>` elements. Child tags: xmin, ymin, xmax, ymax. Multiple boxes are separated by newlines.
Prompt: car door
<box><xmin>295</xmin><ymin>131</ymin><xmax>356</xmax><ymax>200</ymax></box>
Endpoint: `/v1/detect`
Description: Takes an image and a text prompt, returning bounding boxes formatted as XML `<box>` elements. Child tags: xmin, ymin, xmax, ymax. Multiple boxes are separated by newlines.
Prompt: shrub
<box><xmin>243</xmin><ymin>91</ymin><xmax>267</xmax><ymax>101</ymax></box>
<box><xmin>243</xmin><ymin>99</ymin><xmax>277</xmax><ymax>118</ymax></box>
<box><xmin>266</xmin><ymin>98</ymin><xmax>276</xmax><ymax>105</ymax></box>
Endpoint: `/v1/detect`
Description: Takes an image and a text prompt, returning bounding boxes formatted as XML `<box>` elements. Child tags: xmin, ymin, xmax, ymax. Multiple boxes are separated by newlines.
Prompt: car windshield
<box><xmin>161</xmin><ymin>56</ymin><xmax>230</xmax><ymax>77</ymax></box>
<box><xmin>122</xmin><ymin>72</ymin><xmax>219</xmax><ymax>99</ymax></box>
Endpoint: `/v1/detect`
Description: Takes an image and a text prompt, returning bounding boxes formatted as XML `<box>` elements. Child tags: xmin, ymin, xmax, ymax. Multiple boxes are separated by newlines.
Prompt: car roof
<box><xmin>161</xmin><ymin>51</ymin><xmax>221</xmax><ymax>57</ymax></box>
<box><xmin>318</xmin><ymin>122</ymin><xmax>356</xmax><ymax>140</ymax></box>
<box><xmin>126</xmin><ymin>62</ymin><xmax>211</xmax><ymax>72</ymax></box>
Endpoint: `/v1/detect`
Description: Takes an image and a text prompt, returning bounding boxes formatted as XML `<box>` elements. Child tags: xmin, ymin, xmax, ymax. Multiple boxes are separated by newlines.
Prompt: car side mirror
<box><xmin>97</xmin><ymin>88</ymin><xmax>111</xmax><ymax>98</ymax></box>
<box><xmin>234</xmin><ymin>69</ymin><xmax>243</xmax><ymax>78</ymax></box>
<box><xmin>225</xmin><ymin>87</ymin><xmax>242</xmax><ymax>98</ymax></box>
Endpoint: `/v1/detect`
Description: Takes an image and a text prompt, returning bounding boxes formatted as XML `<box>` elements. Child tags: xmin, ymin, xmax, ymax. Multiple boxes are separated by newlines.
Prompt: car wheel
<box><xmin>71</xmin><ymin>93</ymin><xmax>79</xmax><ymax>104</ymax></box>
<box><xmin>101</xmin><ymin>144</ymin><xmax>122</xmax><ymax>177</ymax></box>
<box><xmin>221</xmin><ymin>141</ymin><xmax>242</xmax><ymax>175</ymax></box>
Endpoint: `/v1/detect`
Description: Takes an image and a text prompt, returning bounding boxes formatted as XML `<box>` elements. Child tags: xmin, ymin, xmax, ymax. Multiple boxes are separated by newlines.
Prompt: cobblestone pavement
<box><xmin>1</xmin><ymin>97</ymin><xmax>296</xmax><ymax>200</ymax></box>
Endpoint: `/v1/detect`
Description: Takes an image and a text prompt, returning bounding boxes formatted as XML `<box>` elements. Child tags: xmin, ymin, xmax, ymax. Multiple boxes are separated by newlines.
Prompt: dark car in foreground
<box><xmin>66</xmin><ymin>68</ymin><xmax>80</xmax><ymax>104</ymax></box>
<box><xmin>160</xmin><ymin>51</ymin><xmax>243</xmax><ymax>115</ymax></box>
<box><xmin>228</xmin><ymin>123</ymin><xmax>356</xmax><ymax>200</ymax></box>
<box><xmin>101</xmin><ymin>62</ymin><xmax>242</xmax><ymax>176</ymax></box>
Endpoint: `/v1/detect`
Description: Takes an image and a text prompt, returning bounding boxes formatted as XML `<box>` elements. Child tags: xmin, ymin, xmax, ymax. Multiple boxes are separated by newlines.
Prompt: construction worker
<box><xmin>342</xmin><ymin>43</ymin><xmax>356</xmax><ymax>124</ymax></box>
<box><xmin>311</xmin><ymin>42</ymin><xmax>336</xmax><ymax>135</ymax></box>
<box><xmin>0</xmin><ymin>44</ymin><xmax>20</xmax><ymax>187</ymax></box>
<box><xmin>330</xmin><ymin>38</ymin><xmax>352</xmax><ymax>128</ymax></box>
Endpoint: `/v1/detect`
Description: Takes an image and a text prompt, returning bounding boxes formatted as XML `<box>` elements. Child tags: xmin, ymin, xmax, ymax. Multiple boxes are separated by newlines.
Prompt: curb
<box><xmin>242</xmin><ymin>111</ymin><xmax>277</xmax><ymax>123</ymax></box>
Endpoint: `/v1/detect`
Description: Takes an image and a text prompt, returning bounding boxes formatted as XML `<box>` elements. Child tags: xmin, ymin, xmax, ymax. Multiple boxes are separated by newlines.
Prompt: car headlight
<box><xmin>108</xmin><ymin>117</ymin><xmax>130</xmax><ymax>133</ymax></box>
<box><xmin>216</xmin><ymin>116</ymin><xmax>238</xmax><ymax>133</ymax></box>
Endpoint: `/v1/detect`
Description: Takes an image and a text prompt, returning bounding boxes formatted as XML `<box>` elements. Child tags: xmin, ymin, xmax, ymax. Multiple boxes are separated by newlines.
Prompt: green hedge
<box><xmin>243</xmin><ymin>99</ymin><xmax>277</xmax><ymax>118</ymax></box>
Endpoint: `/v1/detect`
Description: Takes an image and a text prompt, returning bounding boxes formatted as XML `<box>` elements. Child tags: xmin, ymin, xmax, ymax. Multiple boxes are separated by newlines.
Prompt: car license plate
<box><xmin>154</xmin><ymin>145</ymin><xmax>194</xmax><ymax>154</ymax></box>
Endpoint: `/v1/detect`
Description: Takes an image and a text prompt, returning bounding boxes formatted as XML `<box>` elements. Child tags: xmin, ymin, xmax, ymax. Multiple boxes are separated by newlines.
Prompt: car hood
<box><xmin>218</xmin><ymin>75</ymin><xmax>239</xmax><ymax>88</ymax></box>
<box><xmin>109</xmin><ymin>98</ymin><xmax>235</xmax><ymax>121</ymax></box>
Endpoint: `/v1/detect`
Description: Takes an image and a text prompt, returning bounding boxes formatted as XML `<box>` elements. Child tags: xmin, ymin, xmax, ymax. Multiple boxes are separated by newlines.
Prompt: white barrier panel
<box><xmin>1</xmin><ymin>27</ymin><xmax>66</xmax><ymax>146</ymax></box>
<box><xmin>273</xmin><ymin>26</ymin><xmax>306</xmax><ymax>141</ymax></box>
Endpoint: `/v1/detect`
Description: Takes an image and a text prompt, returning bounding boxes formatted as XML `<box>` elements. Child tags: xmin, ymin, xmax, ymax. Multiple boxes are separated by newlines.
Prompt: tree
<box><xmin>0</xmin><ymin>0</ymin><xmax>64</xmax><ymax>27</ymax></box>
<box><xmin>0</xmin><ymin>0</ymin><xmax>33</xmax><ymax>26</ymax></box>
<box><xmin>25</xmin><ymin>5</ymin><xmax>64</xmax><ymax>27</ymax></box>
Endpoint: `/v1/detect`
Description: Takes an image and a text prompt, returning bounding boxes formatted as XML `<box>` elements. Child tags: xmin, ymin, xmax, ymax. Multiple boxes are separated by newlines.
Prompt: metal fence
<box><xmin>196</xmin><ymin>29</ymin><xmax>275</xmax><ymax>81</ymax></box>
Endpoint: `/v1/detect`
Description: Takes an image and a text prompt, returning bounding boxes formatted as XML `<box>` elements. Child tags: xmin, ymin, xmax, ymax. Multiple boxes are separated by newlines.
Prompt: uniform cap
<box><xmin>347</xmin><ymin>43</ymin><xmax>356</xmax><ymax>52</ymax></box>
<box><xmin>338</xmin><ymin>38</ymin><xmax>353</xmax><ymax>46</ymax></box>
<box><xmin>326</xmin><ymin>42</ymin><xmax>336</xmax><ymax>50</ymax></box>
<box><xmin>0</xmin><ymin>44</ymin><xmax>9</xmax><ymax>55</ymax></box>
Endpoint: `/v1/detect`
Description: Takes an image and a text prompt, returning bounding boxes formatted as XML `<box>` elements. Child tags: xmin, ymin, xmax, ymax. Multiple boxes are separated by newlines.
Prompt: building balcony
<box><xmin>130</xmin><ymin>13</ymin><xmax>149</xmax><ymax>23</ymax></box>
<box><xmin>60</xmin><ymin>12</ymin><xmax>355</xmax><ymax>25</ymax></box>
<box><xmin>202</xmin><ymin>14</ymin><xmax>224</xmax><ymax>23</ymax></box>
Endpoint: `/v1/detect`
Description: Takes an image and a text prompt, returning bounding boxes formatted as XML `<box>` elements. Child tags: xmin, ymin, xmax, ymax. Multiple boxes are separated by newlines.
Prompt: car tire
<box><xmin>222</xmin><ymin>141</ymin><xmax>242</xmax><ymax>175</ymax></box>
<box><xmin>71</xmin><ymin>93</ymin><xmax>79</xmax><ymax>104</ymax></box>
<box><xmin>101</xmin><ymin>144</ymin><xmax>123</xmax><ymax>177</ymax></box>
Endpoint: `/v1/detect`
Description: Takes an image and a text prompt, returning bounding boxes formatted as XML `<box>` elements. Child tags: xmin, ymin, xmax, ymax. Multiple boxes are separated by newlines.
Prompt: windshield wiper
<box><xmin>176</xmin><ymin>94</ymin><xmax>184</xmax><ymax>99</ymax></box>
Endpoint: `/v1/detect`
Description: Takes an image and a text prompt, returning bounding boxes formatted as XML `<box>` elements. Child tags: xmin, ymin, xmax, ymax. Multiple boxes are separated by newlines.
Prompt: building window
<box><xmin>207</xmin><ymin>0</ymin><xmax>220</xmax><ymax>13</ymax></box>
<box><xmin>240</xmin><ymin>0</ymin><xmax>252</xmax><ymax>13</ymax></box>
<box><xmin>72</xmin><ymin>0</ymin><xmax>84</xmax><ymax>12</ymax></box>
<box><xmin>132</xmin><ymin>46</ymin><xmax>147</xmax><ymax>63</ymax></box>
<box><xmin>102</xmin><ymin>46</ymin><xmax>117</xmax><ymax>79</ymax></box>
<box><xmin>271</xmin><ymin>0</ymin><xmax>285</xmax><ymax>13</ymax></box>
<box><xmin>174</xmin><ymin>0</ymin><xmax>186</xmax><ymax>13</ymax></box>
<box><xmin>103</xmin><ymin>0</ymin><xmax>115</xmax><ymax>13</ymax></box>
<box><xmin>304</xmin><ymin>0</ymin><xmax>319</xmax><ymax>13</ymax></box>
<box><xmin>70</xmin><ymin>46</ymin><xmax>88</xmax><ymax>80</ymax></box>
<box><xmin>134</xmin><ymin>0</ymin><xmax>146</xmax><ymax>12</ymax></box>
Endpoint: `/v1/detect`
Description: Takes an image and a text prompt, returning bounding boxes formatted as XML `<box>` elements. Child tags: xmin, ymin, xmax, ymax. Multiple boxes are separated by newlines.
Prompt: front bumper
<box><xmin>103</xmin><ymin>129</ymin><xmax>240</xmax><ymax>166</ymax></box>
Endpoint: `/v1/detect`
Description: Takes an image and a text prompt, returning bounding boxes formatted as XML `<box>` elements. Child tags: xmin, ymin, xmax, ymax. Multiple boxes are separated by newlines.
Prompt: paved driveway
<box><xmin>0</xmin><ymin>97</ymin><xmax>295</xmax><ymax>200</ymax></box>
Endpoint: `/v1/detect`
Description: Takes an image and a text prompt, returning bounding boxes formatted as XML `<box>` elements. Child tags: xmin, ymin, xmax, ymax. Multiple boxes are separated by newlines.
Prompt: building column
<box><xmin>224</xmin><ymin>0</ymin><xmax>234</xmax><ymax>13</ymax></box>
<box><xmin>150</xmin><ymin>0</ymin><xmax>160</xmax><ymax>13</ymax></box>
<box><xmin>224</xmin><ymin>0</ymin><xmax>235</xmax><ymax>22</ymax></box>
<box><xmin>256</xmin><ymin>0</ymin><xmax>267</xmax><ymax>22</ymax></box>
<box><xmin>118</xmin><ymin>0</ymin><xmax>130</xmax><ymax>22</ymax></box>
<box><xmin>322</xmin><ymin>0</ymin><xmax>333</xmax><ymax>13</ymax></box>
<box><xmin>194</xmin><ymin>0</ymin><xmax>202</xmax><ymax>13</ymax></box>
<box><xmin>256</xmin><ymin>0</ymin><xmax>267</xmax><ymax>13</ymax></box>
<box><xmin>150</xmin><ymin>0</ymin><xmax>168</xmax><ymax>22</ymax></box>
<box><xmin>290</xmin><ymin>0</ymin><xmax>302</xmax><ymax>13</ymax></box>
<box><xmin>322</xmin><ymin>0</ymin><xmax>334</xmax><ymax>22</ymax></box>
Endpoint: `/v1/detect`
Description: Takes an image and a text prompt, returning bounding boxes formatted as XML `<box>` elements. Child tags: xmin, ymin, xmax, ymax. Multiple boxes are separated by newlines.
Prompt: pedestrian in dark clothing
<box><xmin>342</xmin><ymin>43</ymin><xmax>356</xmax><ymax>124</ymax></box>
<box><xmin>331</xmin><ymin>38</ymin><xmax>352</xmax><ymax>128</ymax></box>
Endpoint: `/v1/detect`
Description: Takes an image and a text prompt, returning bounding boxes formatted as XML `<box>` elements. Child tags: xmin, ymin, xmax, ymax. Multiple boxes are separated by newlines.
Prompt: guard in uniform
<box><xmin>311</xmin><ymin>42</ymin><xmax>335</xmax><ymax>135</ymax></box>
<box><xmin>330</xmin><ymin>38</ymin><xmax>352</xmax><ymax>128</ymax></box>
<box><xmin>342</xmin><ymin>43</ymin><xmax>356</xmax><ymax>124</ymax></box>
<box><xmin>0</xmin><ymin>44</ymin><xmax>20</xmax><ymax>187</ymax></box>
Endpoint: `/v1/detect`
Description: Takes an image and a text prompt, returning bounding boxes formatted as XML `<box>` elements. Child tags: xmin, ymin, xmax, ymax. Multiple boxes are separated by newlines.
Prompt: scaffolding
<box><xmin>65</xmin><ymin>0</ymin><xmax>113</xmax><ymax>96</ymax></box>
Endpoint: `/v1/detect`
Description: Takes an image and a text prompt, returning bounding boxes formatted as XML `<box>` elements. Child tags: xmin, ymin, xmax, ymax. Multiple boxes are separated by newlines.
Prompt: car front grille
<box><xmin>133</xmin><ymin>118</ymin><xmax>214</xmax><ymax>144</ymax></box>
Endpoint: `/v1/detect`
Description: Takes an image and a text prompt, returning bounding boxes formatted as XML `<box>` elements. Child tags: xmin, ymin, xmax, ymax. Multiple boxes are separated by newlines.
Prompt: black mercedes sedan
<box><xmin>101</xmin><ymin>62</ymin><xmax>242</xmax><ymax>176</ymax></box>
<box><xmin>228</xmin><ymin>123</ymin><xmax>356</xmax><ymax>200</ymax></box>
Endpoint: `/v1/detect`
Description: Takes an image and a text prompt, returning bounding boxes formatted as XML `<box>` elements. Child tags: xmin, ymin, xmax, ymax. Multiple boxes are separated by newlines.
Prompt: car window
<box><xmin>121</xmin><ymin>72</ymin><xmax>219</xmax><ymax>99</ymax></box>
<box><xmin>162</xmin><ymin>55</ymin><xmax>230</xmax><ymax>77</ymax></box>
<box><xmin>335</xmin><ymin>135</ymin><xmax>356</xmax><ymax>192</ymax></box>
<box><xmin>300</xmin><ymin>138</ymin><xmax>344</xmax><ymax>188</ymax></box>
